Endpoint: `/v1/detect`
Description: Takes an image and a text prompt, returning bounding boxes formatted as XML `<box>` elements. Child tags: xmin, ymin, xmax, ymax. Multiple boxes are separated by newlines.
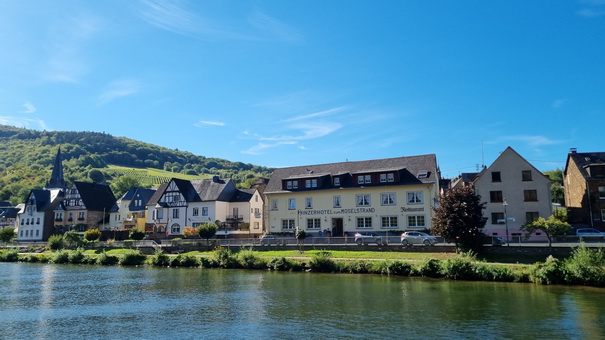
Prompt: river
<box><xmin>1</xmin><ymin>262</ymin><xmax>604</xmax><ymax>339</ymax></box>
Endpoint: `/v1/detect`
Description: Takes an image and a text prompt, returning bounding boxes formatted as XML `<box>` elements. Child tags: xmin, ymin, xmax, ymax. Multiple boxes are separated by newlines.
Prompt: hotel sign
<box><xmin>298</xmin><ymin>206</ymin><xmax>425</xmax><ymax>216</ymax></box>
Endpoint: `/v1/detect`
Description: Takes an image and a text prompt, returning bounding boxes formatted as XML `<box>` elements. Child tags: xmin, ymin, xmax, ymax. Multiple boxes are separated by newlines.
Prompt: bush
<box><xmin>183</xmin><ymin>227</ymin><xmax>198</xmax><ymax>238</ymax></box>
<box><xmin>529</xmin><ymin>255</ymin><xmax>564</xmax><ymax>285</ymax></box>
<box><xmin>214</xmin><ymin>248</ymin><xmax>237</xmax><ymax>268</ymax></box>
<box><xmin>119</xmin><ymin>250</ymin><xmax>147</xmax><ymax>266</ymax></box>
<box><xmin>339</xmin><ymin>260</ymin><xmax>372</xmax><ymax>274</ymax></box>
<box><xmin>129</xmin><ymin>228</ymin><xmax>145</xmax><ymax>241</ymax></box>
<box><xmin>97</xmin><ymin>251</ymin><xmax>119</xmax><ymax>265</ymax></box>
<box><xmin>63</xmin><ymin>231</ymin><xmax>84</xmax><ymax>247</ymax></box>
<box><xmin>474</xmin><ymin>263</ymin><xmax>516</xmax><ymax>282</ymax></box>
<box><xmin>415</xmin><ymin>258</ymin><xmax>443</xmax><ymax>278</ymax></box>
<box><xmin>267</xmin><ymin>257</ymin><xmax>294</xmax><ymax>271</ymax></box>
<box><xmin>150</xmin><ymin>249</ymin><xmax>170</xmax><ymax>267</ymax></box>
<box><xmin>441</xmin><ymin>255</ymin><xmax>477</xmax><ymax>280</ymax></box>
<box><xmin>563</xmin><ymin>244</ymin><xmax>605</xmax><ymax>286</ymax></box>
<box><xmin>48</xmin><ymin>234</ymin><xmax>65</xmax><ymax>251</ymax></box>
<box><xmin>0</xmin><ymin>227</ymin><xmax>16</xmax><ymax>243</ymax></box>
<box><xmin>237</xmin><ymin>249</ymin><xmax>266</xmax><ymax>269</ymax></box>
<box><xmin>52</xmin><ymin>250</ymin><xmax>70</xmax><ymax>264</ymax></box>
<box><xmin>308</xmin><ymin>250</ymin><xmax>336</xmax><ymax>273</ymax></box>
<box><xmin>169</xmin><ymin>254</ymin><xmax>200</xmax><ymax>267</ymax></box>
<box><xmin>84</xmin><ymin>228</ymin><xmax>101</xmax><ymax>242</ymax></box>
<box><xmin>371</xmin><ymin>260</ymin><xmax>413</xmax><ymax>276</ymax></box>
<box><xmin>0</xmin><ymin>248</ymin><xmax>19</xmax><ymax>262</ymax></box>
<box><xmin>68</xmin><ymin>248</ymin><xmax>86</xmax><ymax>264</ymax></box>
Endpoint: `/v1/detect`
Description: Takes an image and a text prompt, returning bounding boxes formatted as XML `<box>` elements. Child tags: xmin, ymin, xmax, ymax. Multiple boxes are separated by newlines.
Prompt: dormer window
<box><xmin>305</xmin><ymin>179</ymin><xmax>318</xmax><ymax>188</ymax></box>
<box><xmin>358</xmin><ymin>175</ymin><xmax>371</xmax><ymax>185</ymax></box>
<box><xmin>380</xmin><ymin>173</ymin><xmax>395</xmax><ymax>183</ymax></box>
<box><xmin>286</xmin><ymin>180</ymin><xmax>299</xmax><ymax>190</ymax></box>
<box><xmin>333</xmin><ymin>177</ymin><xmax>340</xmax><ymax>186</ymax></box>
<box><xmin>417</xmin><ymin>170</ymin><xmax>429</xmax><ymax>179</ymax></box>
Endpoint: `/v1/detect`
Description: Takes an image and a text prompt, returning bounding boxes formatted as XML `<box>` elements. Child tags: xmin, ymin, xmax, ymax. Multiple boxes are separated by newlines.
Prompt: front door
<box><xmin>331</xmin><ymin>218</ymin><xmax>343</xmax><ymax>237</ymax></box>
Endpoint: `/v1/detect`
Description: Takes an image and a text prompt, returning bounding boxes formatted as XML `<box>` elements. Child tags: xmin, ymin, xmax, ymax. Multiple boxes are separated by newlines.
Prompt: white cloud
<box><xmin>495</xmin><ymin>135</ymin><xmax>562</xmax><ymax>148</ymax></box>
<box><xmin>247</xmin><ymin>10</ymin><xmax>303</xmax><ymax>43</ymax></box>
<box><xmin>20</xmin><ymin>102</ymin><xmax>37</xmax><ymax>114</ymax></box>
<box><xmin>0</xmin><ymin>116</ymin><xmax>48</xmax><ymax>130</ymax></box>
<box><xmin>577</xmin><ymin>0</ymin><xmax>605</xmax><ymax>17</ymax></box>
<box><xmin>241</xmin><ymin>141</ymin><xmax>297</xmax><ymax>155</ymax></box>
<box><xmin>194</xmin><ymin>120</ymin><xmax>226</xmax><ymax>127</ymax></box>
<box><xmin>98</xmin><ymin>79</ymin><xmax>141</xmax><ymax>104</ymax></box>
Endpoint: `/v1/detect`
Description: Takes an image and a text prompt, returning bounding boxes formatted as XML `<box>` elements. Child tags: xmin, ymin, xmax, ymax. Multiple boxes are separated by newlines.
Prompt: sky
<box><xmin>1</xmin><ymin>0</ymin><xmax>604</xmax><ymax>178</ymax></box>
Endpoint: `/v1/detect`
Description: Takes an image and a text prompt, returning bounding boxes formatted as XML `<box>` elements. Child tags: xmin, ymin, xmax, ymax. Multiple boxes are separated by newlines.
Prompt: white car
<box><xmin>354</xmin><ymin>232</ymin><xmax>382</xmax><ymax>245</ymax></box>
<box><xmin>400</xmin><ymin>232</ymin><xmax>437</xmax><ymax>246</ymax></box>
<box><xmin>259</xmin><ymin>235</ymin><xmax>287</xmax><ymax>246</ymax></box>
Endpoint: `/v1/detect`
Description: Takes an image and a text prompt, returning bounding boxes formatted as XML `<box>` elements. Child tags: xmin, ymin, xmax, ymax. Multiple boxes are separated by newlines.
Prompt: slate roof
<box><xmin>566</xmin><ymin>151</ymin><xmax>605</xmax><ymax>179</ymax></box>
<box><xmin>230</xmin><ymin>188</ymin><xmax>255</xmax><ymax>203</ymax></box>
<box><xmin>127</xmin><ymin>188</ymin><xmax>156</xmax><ymax>211</ymax></box>
<box><xmin>148</xmin><ymin>177</ymin><xmax>242</xmax><ymax>205</ymax></box>
<box><xmin>29</xmin><ymin>189</ymin><xmax>51</xmax><ymax>211</ymax></box>
<box><xmin>265</xmin><ymin>154</ymin><xmax>438</xmax><ymax>193</ymax></box>
<box><xmin>73</xmin><ymin>181</ymin><xmax>116</xmax><ymax>211</ymax></box>
<box><xmin>0</xmin><ymin>207</ymin><xmax>19</xmax><ymax>219</ymax></box>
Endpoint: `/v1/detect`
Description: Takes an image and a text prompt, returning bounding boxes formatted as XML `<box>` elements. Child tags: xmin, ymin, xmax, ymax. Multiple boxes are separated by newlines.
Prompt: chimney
<box><xmin>212</xmin><ymin>176</ymin><xmax>220</xmax><ymax>182</ymax></box>
<box><xmin>569</xmin><ymin>148</ymin><xmax>577</xmax><ymax>154</ymax></box>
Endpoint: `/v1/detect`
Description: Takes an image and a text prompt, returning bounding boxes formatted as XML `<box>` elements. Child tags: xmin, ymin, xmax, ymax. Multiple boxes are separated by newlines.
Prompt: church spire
<box><xmin>46</xmin><ymin>147</ymin><xmax>65</xmax><ymax>190</ymax></box>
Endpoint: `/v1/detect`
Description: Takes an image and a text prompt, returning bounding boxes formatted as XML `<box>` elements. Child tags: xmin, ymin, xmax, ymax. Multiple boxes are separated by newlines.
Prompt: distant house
<box><xmin>263</xmin><ymin>154</ymin><xmax>440</xmax><ymax>236</ymax></box>
<box><xmin>54</xmin><ymin>181</ymin><xmax>116</xmax><ymax>233</ymax></box>
<box><xmin>473</xmin><ymin>147</ymin><xmax>552</xmax><ymax>241</ymax></box>
<box><xmin>146</xmin><ymin>177</ymin><xmax>264</xmax><ymax>238</ymax></box>
<box><xmin>106</xmin><ymin>187</ymin><xmax>156</xmax><ymax>231</ymax></box>
<box><xmin>564</xmin><ymin>149</ymin><xmax>605</xmax><ymax>230</ymax></box>
<box><xmin>17</xmin><ymin>189</ymin><xmax>64</xmax><ymax>241</ymax></box>
<box><xmin>0</xmin><ymin>202</ymin><xmax>18</xmax><ymax>230</ymax></box>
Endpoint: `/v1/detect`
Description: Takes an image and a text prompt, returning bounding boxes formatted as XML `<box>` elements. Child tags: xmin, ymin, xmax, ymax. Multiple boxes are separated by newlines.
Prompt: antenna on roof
<box><xmin>481</xmin><ymin>139</ymin><xmax>485</xmax><ymax>167</ymax></box>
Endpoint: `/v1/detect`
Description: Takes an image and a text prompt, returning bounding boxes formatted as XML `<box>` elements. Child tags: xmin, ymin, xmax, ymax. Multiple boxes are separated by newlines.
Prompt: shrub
<box><xmin>371</xmin><ymin>260</ymin><xmax>413</xmax><ymax>276</ymax></box>
<box><xmin>340</xmin><ymin>260</ymin><xmax>372</xmax><ymax>274</ymax></box>
<box><xmin>441</xmin><ymin>255</ymin><xmax>477</xmax><ymax>280</ymax></box>
<box><xmin>68</xmin><ymin>248</ymin><xmax>86</xmax><ymax>264</ymax></box>
<box><xmin>415</xmin><ymin>258</ymin><xmax>443</xmax><ymax>278</ymax></box>
<box><xmin>129</xmin><ymin>228</ymin><xmax>145</xmax><ymax>241</ymax></box>
<box><xmin>150</xmin><ymin>249</ymin><xmax>171</xmax><ymax>267</ymax></box>
<box><xmin>63</xmin><ymin>231</ymin><xmax>84</xmax><ymax>247</ymax></box>
<box><xmin>214</xmin><ymin>247</ymin><xmax>237</xmax><ymax>268</ymax></box>
<box><xmin>22</xmin><ymin>253</ymin><xmax>40</xmax><ymax>263</ymax></box>
<box><xmin>0</xmin><ymin>248</ymin><xmax>19</xmax><ymax>262</ymax></box>
<box><xmin>529</xmin><ymin>255</ymin><xmax>564</xmax><ymax>285</ymax></box>
<box><xmin>563</xmin><ymin>244</ymin><xmax>605</xmax><ymax>286</ymax></box>
<box><xmin>308</xmin><ymin>251</ymin><xmax>336</xmax><ymax>273</ymax></box>
<box><xmin>183</xmin><ymin>227</ymin><xmax>198</xmax><ymax>238</ymax></box>
<box><xmin>97</xmin><ymin>251</ymin><xmax>119</xmax><ymax>265</ymax></box>
<box><xmin>84</xmin><ymin>228</ymin><xmax>101</xmax><ymax>242</ymax></box>
<box><xmin>267</xmin><ymin>257</ymin><xmax>293</xmax><ymax>271</ymax></box>
<box><xmin>237</xmin><ymin>249</ymin><xmax>266</xmax><ymax>269</ymax></box>
<box><xmin>474</xmin><ymin>263</ymin><xmax>515</xmax><ymax>282</ymax></box>
<box><xmin>0</xmin><ymin>227</ymin><xmax>16</xmax><ymax>243</ymax></box>
<box><xmin>169</xmin><ymin>254</ymin><xmax>200</xmax><ymax>267</ymax></box>
<box><xmin>119</xmin><ymin>250</ymin><xmax>147</xmax><ymax>266</ymax></box>
<box><xmin>48</xmin><ymin>234</ymin><xmax>65</xmax><ymax>251</ymax></box>
<box><xmin>52</xmin><ymin>250</ymin><xmax>70</xmax><ymax>264</ymax></box>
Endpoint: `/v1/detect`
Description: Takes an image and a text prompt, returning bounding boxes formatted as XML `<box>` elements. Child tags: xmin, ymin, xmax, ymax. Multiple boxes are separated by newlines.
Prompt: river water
<box><xmin>1</xmin><ymin>262</ymin><xmax>604</xmax><ymax>340</ymax></box>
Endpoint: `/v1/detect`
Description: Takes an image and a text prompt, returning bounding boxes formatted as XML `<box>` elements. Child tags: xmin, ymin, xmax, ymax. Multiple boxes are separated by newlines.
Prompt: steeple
<box><xmin>46</xmin><ymin>147</ymin><xmax>65</xmax><ymax>190</ymax></box>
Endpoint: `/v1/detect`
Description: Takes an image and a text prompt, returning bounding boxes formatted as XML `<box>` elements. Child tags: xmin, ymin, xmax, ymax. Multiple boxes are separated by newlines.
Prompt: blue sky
<box><xmin>1</xmin><ymin>1</ymin><xmax>604</xmax><ymax>178</ymax></box>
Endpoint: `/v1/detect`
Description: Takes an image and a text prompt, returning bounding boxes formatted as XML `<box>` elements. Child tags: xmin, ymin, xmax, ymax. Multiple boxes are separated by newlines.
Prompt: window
<box><xmin>171</xmin><ymin>223</ymin><xmax>181</xmax><ymax>233</ymax></box>
<box><xmin>286</xmin><ymin>180</ymin><xmax>298</xmax><ymax>189</ymax></box>
<box><xmin>305</xmin><ymin>197</ymin><xmax>313</xmax><ymax>209</ymax></box>
<box><xmin>380</xmin><ymin>173</ymin><xmax>394</xmax><ymax>183</ymax></box>
<box><xmin>526</xmin><ymin>212</ymin><xmax>540</xmax><ymax>223</ymax></box>
<box><xmin>490</xmin><ymin>191</ymin><xmax>503</xmax><ymax>203</ymax></box>
<box><xmin>381</xmin><ymin>216</ymin><xmax>398</xmax><ymax>228</ymax></box>
<box><xmin>356</xmin><ymin>194</ymin><xmax>371</xmax><ymax>206</ymax></box>
<box><xmin>358</xmin><ymin>175</ymin><xmax>371</xmax><ymax>184</ymax></box>
<box><xmin>282</xmin><ymin>219</ymin><xmax>295</xmax><ymax>230</ymax></box>
<box><xmin>333</xmin><ymin>177</ymin><xmax>340</xmax><ymax>186</ymax></box>
<box><xmin>408</xmin><ymin>215</ymin><xmax>426</xmax><ymax>228</ymax></box>
<box><xmin>192</xmin><ymin>208</ymin><xmax>199</xmax><ymax>216</ymax></box>
<box><xmin>601</xmin><ymin>209</ymin><xmax>605</xmax><ymax>222</ymax></box>
<box><xmin>522</xmin><ymin>170</ymin><xmax>532</xmax><ymax>181</ymax></box>
<box><xmin>307</xmin><ymin>218</ymin><xmax>321</xmax><ymax>229</ymax></box>
<box><xmin>333</xmin><ymin>196</ymin><xmax>341</xmax><ymax>208</ymax></box>
<box><xmin>492</xmin><ymin>172</ymin><xmax>501</xmax><ymax>182</ymax></box>
<box><xmin>288</xmin><ymin>198</ymin><xmax>296</xmax><ymax>210</ymax></box>
<box><xmin>305</xmin><ymin>179</ymin><xmax>318</xmax><ymax>188</ymax></box>
<box><xmin>356</xmin><ymin>217</ymin><xmax>372</xmax><ymax>228</ymax></box>
<box><xmin>407</xmin><ymin>191</ymin><xmax>423</xmax><ymax>204</ymax></box>
<box><xmin>381</xmin><ymin>193</ymin><xmax>396</xmax><ymax>206</ymax></box>
<box><xmin>68</xmin><ymin>212</ymin><xmax>73</xmax><ymax>221</ymax></box>
<box><xmin>253</xmin><ymin>222</ymin><xmax>260</xmax><ymax>229</ymax></box>
<box><xmin>491</xmin><ymin>212</ymin><xmax>505</xmax><ymax>224</ymax></box>
<box><xmin>417</xmin><ymin>170</ymin><xmax>429</xmax><ymax>179</ymax></box>
<box><xmin>599</xmin><ymin>186</ymin><xmax>605</xmax><ymax>199</ymax></box>
<box><xmin>202</xmin><ymin>207</ymin><xmax>208</xmax><ymax>216</ymax></box>
<box><xmin>36</xmin><ymin>230</ymin><xmax>39</xmax><ymax>237</ymax></box>
<box><xmin>36</xmin><ymin>217</ymin><xmax>40</xmax><ymax>224</ymax></box>
<box><xmin>271</xmin><ymin>199</ymin><xmax>278</xmax><ymax>210</ymax></box>
<box><xmin>524</xmin><ymin>190</ymin><xmax>538</xmax><ymax>202</ymax></box>
<box><xmin>156</xmin><ymin>209</ymin><xmax>164</xmax><ymax>219</ymax></box>
<box><xmin>172</xmin><ymin>208</ymin><xmax>179</xmax><ymax>219</ymax></box>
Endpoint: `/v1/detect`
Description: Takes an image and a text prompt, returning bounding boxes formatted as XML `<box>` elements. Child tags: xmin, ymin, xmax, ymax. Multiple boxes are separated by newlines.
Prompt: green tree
<box><xmin>544</xmin><ymin>169</ymin><xmax>565</xmax><ymax>206</ymax></box>
<box><xmin>110</xmin><ymin>176</ymin><xmax>141</xmax><ymax>199</ymax></box>
<box><xmin>88</xmin><ymin>169</ymin><xmax>105</xmax><ymax>183</ymax></box>
<box><xmin>0</xmin><ymin>227</ymin><xmax>15</xmax><ymax>243</ymax></box>
<box><xmin>432</xmin><ymin>186</ymin><xmax>486</xmax><ymax>252</ymax></box>
<box><xmin>63</xmin><ymin>231</ymin><xmax>83</xmax><ymax>248</ymax></box>
<box><xmin>197</xmin><ymin>222</ymin><xmax>218</xmax><ymax>248</ymax></box>
<box><xmin>520</xmin><ymin>215</ymin><xmax>571</xmax><ymax>248</ymax></box>
<box><xmin>295</xmin><ymin>229</ymin><xmax>307</xmax><ymax>252</ymax></box>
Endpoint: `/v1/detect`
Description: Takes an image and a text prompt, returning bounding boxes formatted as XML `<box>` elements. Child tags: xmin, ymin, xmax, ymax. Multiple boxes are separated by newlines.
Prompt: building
<box><xmin>473</xmin><ymin>147</ymin><xmax>552</xmax><ymax>241</ymax></box>
<box><xmin>263</xmin><ymin>155</ymin><xmax>440</xmax><ymax>236</ymax></box>
<box><xmin>0</xmin><ymin>202</ymin><xmax>18</xmax><ymax>231</ymax></box>
<box><xmin>146</xmin><ymin>177</ymin><xmax>264</xmax><ymax>238</ymax></box>
<box><xmin>106</xmin><ymin>187</ymin><xmax>156</xmax><ymax>230</ymax></box>
<box><xmin>54</xmin><ymin>181</ymin><xmax>116</xmax><ymax>233</ymax></box>
<box><xmin>564</xmin><ymin>149</ymin><xmax>605</xmax><ymax>229</ymax></box>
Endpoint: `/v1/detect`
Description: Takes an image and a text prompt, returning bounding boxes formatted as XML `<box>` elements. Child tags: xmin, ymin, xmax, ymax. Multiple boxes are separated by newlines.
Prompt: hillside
<box><xmin>0</xmin><ymin>125</ymin><xmax>272</xmax><ymax>205</ymax></box>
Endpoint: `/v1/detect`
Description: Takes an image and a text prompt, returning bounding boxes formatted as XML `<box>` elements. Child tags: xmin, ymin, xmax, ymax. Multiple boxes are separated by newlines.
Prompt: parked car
<box><xmin>576</xmin><ymin>228</ymin><xmax>605</xmax><ymax>236</ymax></box>
<box><xmin>259</xmin><ymin>235</ymin><xmax>287</xmax><ymax>246</ymax></box>
<box><xmin>354</xmin><ymin>232</ymin><xmax>382</xmax><ymax>245</ymax></box>
<box><xmin>400</xmin><ymin>232</ymin><xmax>437</xmax><ymax>246</ymax></box>
<box><xmin>490</xmin><ymin>237</ymin><xmax>507</xmax><ymax>246</ymax></box>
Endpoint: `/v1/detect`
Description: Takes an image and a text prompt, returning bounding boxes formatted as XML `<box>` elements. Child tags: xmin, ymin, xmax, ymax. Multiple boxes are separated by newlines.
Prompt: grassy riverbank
<box><xmin>1</xmin><ymin>246</ymin><xmax>603</xmax><ymax>288</ymax></box>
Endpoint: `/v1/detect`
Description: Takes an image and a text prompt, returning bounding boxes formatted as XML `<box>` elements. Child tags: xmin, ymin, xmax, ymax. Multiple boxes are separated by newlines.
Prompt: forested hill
<box><xmin>0</xmin><ymin>125</ymin><xmax>273</xmax><ymax>204</ymax></box>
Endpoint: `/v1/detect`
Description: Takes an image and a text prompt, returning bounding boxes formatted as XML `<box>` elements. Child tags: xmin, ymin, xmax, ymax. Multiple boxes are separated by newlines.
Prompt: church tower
<box><xmin>45</xmin><ymin>147</ymin><xmax>66</xmax><ymax>190</ymax></box>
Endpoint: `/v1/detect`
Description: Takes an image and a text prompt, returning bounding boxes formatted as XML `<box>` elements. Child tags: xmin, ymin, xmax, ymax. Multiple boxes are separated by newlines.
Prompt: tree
<box><xmin>520</xmin><ymin>215</ymin><xmax>571</xmax><ymax>248</ymax></box>
<box><xmin>0</xmin><ymin>227</ymin><xmax>15</xmax><ymax>243</ymax></box>
<box><xmin>197</xmin><ymin>222</ymin><xmax>218</xmax><ymax>249</ymax></box>
<box><xmin>295</xmin><ymin>229</ymin><xmax>307</xmax><ymax>252</ymax></box>
<box><xmin>432</xmin><ymin>186</ymin><xmax>486</xmax><ymax>252</ymax></box>
<box><xmin>84</xmin><ymin>228</ymin><xmax>101</xmax><ymax>242</ymax></box>
<box><xmin>63</xmin><ymin>230</ymin><xmax>83</xmax><ymax>248</ymax></box>
<box><xmin>88</xmin><ymin>169</ymin><xmax>105</xmax><ymax>183</ymax></box>
<box><xmin>544</xmin><ymin>169</ymin><xmax>565</xmax><ymax>206</ymax></box>
<box><xmin>129</xmin><ymin>227</ymin><xmax>146</xmax><ymax>240</ymax></box>
<box><xmin>110</xmin><ymin>176</ymin><xmax>141</xmax><ymax>199</ymax></box>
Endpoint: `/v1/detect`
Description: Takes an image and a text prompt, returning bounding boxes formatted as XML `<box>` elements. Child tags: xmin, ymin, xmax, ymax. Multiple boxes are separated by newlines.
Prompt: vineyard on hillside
<box><xmin>104</xmin><ymin>165</ymin><xmax>209</xmax><ymax>187</ymax></box>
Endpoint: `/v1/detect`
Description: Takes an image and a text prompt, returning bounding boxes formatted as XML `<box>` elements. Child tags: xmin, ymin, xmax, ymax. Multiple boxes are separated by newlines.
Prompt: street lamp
<box><xmin>503</xmin><ymin>199</ymin><xmax>509</xmax><ymax>246</ymax></box>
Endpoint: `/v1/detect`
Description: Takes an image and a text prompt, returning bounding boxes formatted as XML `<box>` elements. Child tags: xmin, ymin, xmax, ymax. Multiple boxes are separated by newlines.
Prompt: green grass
<box><xmin>184</xmin><ymin>249</ymin><xmax>459</xmax><ymax>261</ymax></box>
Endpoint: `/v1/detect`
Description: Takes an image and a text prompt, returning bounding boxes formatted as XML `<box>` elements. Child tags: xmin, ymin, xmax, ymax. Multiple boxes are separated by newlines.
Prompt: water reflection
<box><xmin>1</xmin><ymin>263</ymin><xmax>604</xmax><ymax>340</ymax></box>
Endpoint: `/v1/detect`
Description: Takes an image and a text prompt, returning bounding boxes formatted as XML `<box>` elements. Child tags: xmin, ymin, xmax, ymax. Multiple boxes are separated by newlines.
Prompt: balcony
<box><xmin>226</xmin><ymin>215</ymin><xmax>243</xmax><ymax>221</ymax></box>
